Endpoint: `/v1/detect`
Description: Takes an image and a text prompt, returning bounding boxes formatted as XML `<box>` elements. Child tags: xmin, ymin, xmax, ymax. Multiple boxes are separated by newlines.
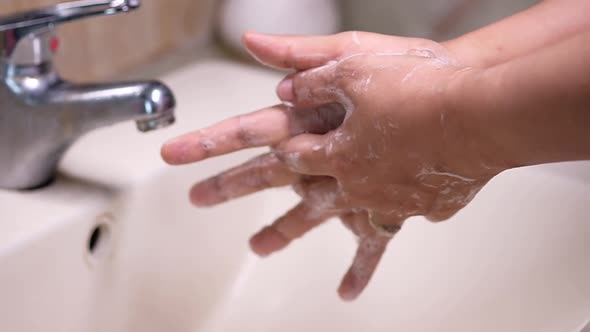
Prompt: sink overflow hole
<box><xmin>87</xmin><ymin>223</ymin><xmax>111</xmax><ymax>257</ymax></box>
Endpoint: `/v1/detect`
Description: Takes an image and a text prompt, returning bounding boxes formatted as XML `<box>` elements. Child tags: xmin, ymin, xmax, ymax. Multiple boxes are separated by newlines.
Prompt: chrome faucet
<box><xmin>0</xmin><ymin>0</ymin><xmax>176</xmax><ymax>190</ymax></box>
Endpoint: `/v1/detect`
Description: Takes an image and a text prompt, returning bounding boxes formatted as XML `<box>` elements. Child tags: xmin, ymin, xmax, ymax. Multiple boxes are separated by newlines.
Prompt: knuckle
<box><xmin>334</xmin><ymin>59</ymin><xmax>369</xmax><ymax>94</ymax></box>
<box><xmin>273</xmin><ymin>142</ymin><xmax>297</xmax><ymax>159</ymax></box>
<box><xmin>339</xmin><ymin>31</ymin><xmax>365</xmax><ymax>44</ymax></box>
<box><xmin>426</xmin><ymin>209</ymin><xmax>456</xmax><ymax>223</ymax></box>
<box><xmin>427</xmin><ymin>195</ymin><xmax>463</xmax><ymax>222</ymax></box>
<box><xmin>335</xmin><ymin>31</ymin><xmax>355</xmax><ymax>47</ymax></box>
<box><xmin>280</xmin><ymin>149</ymin><xmax>309</xmax><ymax>173</ymax></box>
<box><xmin>425</xmin><ymin>215</ymin><xmax>445</xmax><ymax>223</ymax></box>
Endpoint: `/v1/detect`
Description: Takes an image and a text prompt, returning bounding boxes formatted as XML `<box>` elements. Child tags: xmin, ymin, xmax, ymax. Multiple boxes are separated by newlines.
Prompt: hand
<box><xmin>161</xmin><ymin>32</ymin><xmax>508</xmax><ymax>300</ymax></box>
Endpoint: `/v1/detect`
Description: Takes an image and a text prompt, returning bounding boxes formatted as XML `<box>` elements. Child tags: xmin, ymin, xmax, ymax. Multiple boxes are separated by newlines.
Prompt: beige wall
<box><xmin>0</xmin><ymin>0</ymin><xmax>214</xmax><ymax>81</ymax></box>
<box><xmin>341</xmin><ymin>0</ymin><xmax>538</xmax><ymax>40</ymax></box>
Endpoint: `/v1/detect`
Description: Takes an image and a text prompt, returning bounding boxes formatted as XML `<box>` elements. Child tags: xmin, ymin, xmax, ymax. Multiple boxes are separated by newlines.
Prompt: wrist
<box><xmin>444</xmin><ymin>64</ymin><xmax>520</xmax><ymax>172</ymax></box>
<box><xmin>447</xmin><ymin>52</ymin><xmax>590</xmax><ymax>170</ymax></box>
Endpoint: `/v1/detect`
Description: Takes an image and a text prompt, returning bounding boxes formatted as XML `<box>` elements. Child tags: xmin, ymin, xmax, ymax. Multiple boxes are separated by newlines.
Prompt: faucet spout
<box><xmin>45</xmin><ymin>80</ymin><xmax>176</xmax><ymax>133</ymax></box>
<box><xmin>0</xmin><ymin>67</ymin><xmax>176</xmax><ymax>190</ymax></box>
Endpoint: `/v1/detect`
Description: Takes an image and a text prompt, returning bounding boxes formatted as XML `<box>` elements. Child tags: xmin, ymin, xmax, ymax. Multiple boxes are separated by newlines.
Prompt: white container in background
<box><xmin>217</xmin><ymin>0</ymin><xmax>341</xmax><ymax>55</ymax></box>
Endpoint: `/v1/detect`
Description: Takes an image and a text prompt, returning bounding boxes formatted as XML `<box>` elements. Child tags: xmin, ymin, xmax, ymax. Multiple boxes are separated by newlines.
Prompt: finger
<box><xmin>249</xmin><ymin>202</ymin><xmax>339</xmax><ymax>257</ymax></box>
<box><xmin>161</xmin><ymin>105</ymin><xmax>297</xmax><ymax>165</ymax></box>
<box><xmin>425</xmin><ymin>208</ymin><xmax>461</xmax><ymax>223</ymax></box>
<box><xmin>161</xmin><ymin>103</ymin><xmax>348</xmax><ymax>165</ymax></box>
<box><xmin>338</xmin><ymin>233</ymin><xmax>389</xmax><ymax>301</ymax></box>
<box><xmin>243</xmin><ymin>31</ymin><xmax>433</xmax><ymax>71</ymax></box>
<box><xmin>251</xmin><ymin>177</ymin><xmax>346</xmax><ymax>257</ymax></box>
<box><xmin>161</xmin><ymin>105</ymin><xmax>292</xmax><ymax>165</ymax></box>
<box><xmin>242</xmin><ymin>31</ymin><xmax>347</xmax><ymax>71</ymax></box>
<box><xmin>189</xmin><ymin>153</ymin><xmax>299</xmax><ymax>207</ymax></box>
<box><xmin>338</xmin><ymin>210</ymin><xmax>393</xmax><ymax>301</ymax></box>
<box><xmin>277</xmin><ymin>64</ymin><xmax>348</xmax><ymax>108</ymax></box>
<box><xmin>283</xmin><ymin>103</ymin><xmax>347</xmax><ymax>134</ymax></box>
<box><xmin>274</xmin><ymin>134</ymin><xmax>334</xmax><ymax>175</ymax></box>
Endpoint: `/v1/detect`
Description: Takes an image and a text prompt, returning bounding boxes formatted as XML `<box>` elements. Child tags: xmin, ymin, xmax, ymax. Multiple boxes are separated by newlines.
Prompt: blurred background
<box><xmin>3</xmin><ymin>3</ymin><xmax>590</xmax><ymax>332</ymax></box>
<box><xmin>0</xmin><ymin>0</ymin><xmax>538</xmax><ymax>81</ymax></box>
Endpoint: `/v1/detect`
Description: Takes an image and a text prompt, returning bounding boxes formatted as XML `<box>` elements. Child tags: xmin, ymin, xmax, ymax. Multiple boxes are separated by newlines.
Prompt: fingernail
<box><xmin>243</xmin><ymin>31</ymin><xmax>274</xmax><ymax>65</ymax></box>
<box><xmin>277</xmin><ymin>78</ymin><xmax>294</xmax><ymax>102</ymax></box>
<box><xmin>242</xmin><ymin>31</ymin><xmax>277</xmax><ymax>47</ymax></box>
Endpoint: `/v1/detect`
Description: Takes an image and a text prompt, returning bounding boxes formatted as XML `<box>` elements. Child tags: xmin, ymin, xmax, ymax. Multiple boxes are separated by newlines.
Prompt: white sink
<box><xmin>1</xmin><ymin>60</ymin><xmax>589</xmax><ymax>332</ymax></box>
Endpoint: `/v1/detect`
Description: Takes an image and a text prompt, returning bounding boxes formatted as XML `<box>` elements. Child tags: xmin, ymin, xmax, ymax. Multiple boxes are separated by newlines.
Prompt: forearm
<box><xmin>444</xmin><ymin>0</ymin><xmax>590</xmax><ymax>68</ymax></box>
<box><xmin>452</xmin><ymin>30</ymin><xmax>590</xmax><ymax>168</ymax></box>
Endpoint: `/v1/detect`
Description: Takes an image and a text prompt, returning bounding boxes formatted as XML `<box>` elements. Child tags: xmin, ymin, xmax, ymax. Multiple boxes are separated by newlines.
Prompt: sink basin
<box><xmin>1</xmin><ymin>59</ymin><xmax>589</xmax><ymax>332</ymax></box>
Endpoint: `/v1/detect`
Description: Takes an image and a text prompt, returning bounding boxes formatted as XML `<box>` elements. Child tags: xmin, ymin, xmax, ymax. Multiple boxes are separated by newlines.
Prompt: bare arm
<box><xmin>445</xmin><ymin>0</ymin><xmax>590</xmax><ymax>67</ymax></box>
<box><xmin>451</xmin><ymin>29</ymin><xmax>590</xmax><ymax>166</ymax></box>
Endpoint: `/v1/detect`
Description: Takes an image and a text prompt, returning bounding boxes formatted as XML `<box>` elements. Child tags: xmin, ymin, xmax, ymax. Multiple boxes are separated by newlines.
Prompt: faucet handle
<box><xmin>0</xmin><ymin>0</ymin><xmax>141</xmax><ymax>65</ymax></box>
